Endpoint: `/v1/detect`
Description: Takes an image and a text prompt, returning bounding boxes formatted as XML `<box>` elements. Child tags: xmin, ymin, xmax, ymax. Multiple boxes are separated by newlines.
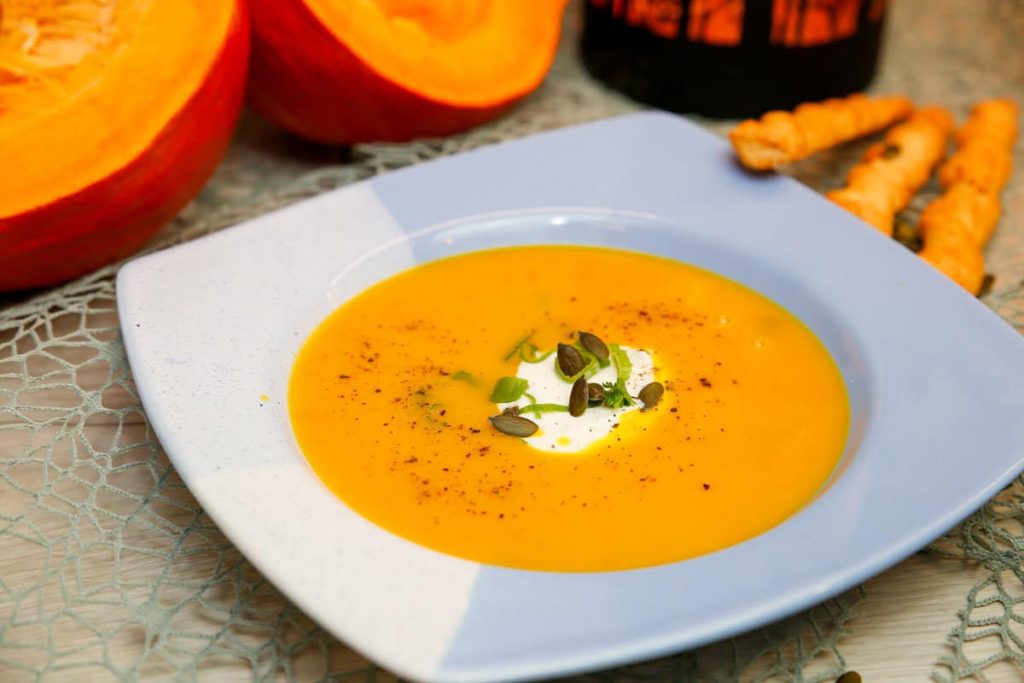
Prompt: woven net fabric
<box><xmin>0</xmin><ymin>59</ymin><xmax>860</xmax><ymax>683</ymax></box>
<box><xmin>1</xmin><ymin>1</ymin><xmax>1023</xmax><ymax>681</ymax></box>
<box><xmin>928</xmin><ymin>480</ymin><xmax>1024</xmax><ymax>683</ymax></box>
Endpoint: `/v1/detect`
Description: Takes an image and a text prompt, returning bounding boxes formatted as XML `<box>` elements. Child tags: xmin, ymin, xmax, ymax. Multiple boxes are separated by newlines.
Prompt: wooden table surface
<box><xmin>3</xmin><ymin>1</ymin><xmax>1024</xmax><ymax>681</ymax></box>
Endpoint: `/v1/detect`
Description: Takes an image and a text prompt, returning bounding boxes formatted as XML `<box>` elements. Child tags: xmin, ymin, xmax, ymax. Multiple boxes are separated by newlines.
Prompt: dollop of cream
<box><xmin>497</xmin><ymin>346</ymin><xmax>656</xmax><ymax>453</ymax></box>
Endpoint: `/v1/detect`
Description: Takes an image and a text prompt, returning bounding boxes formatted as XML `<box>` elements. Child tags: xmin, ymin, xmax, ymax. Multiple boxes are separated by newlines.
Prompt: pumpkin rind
<box><xmin>0</xmin><ymin>1</ymin><xmax>249</xmax><ymax>291</ymax></box>
<box><xmin>247</xmin><ymin>0</ymin><xmax>565</xmax><ymax>144</ymax></box>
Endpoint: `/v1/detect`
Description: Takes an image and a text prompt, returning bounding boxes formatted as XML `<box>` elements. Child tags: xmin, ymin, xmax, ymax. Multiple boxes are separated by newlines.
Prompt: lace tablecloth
<box><xmin>3</xmin><ymin>2</ymin><xmax>1024</xmax><ymax>680</ymax></box>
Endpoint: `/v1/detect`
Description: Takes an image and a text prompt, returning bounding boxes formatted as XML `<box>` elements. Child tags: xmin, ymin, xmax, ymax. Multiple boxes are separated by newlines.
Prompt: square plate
<box><xmin>117</xmin><ymin>113</ymin><xmax>1024</xmax><ymax>682</ymax></box>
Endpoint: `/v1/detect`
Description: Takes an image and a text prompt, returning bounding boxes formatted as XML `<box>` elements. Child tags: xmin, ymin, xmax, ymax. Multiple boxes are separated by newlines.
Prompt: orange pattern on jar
<box><xmin>688</xmin><ymin>0</ymin><xmax>744</xmax><ymax>45</ymax></box>
<box><xmin>772</xmin><ymin>0</ymin><xmax>862</xmax><ymax>47</ymax></box>
<box><xmin>589</xmin><ymin>0</ymin><xmax>884</xmax><ymax>45</ymax></box>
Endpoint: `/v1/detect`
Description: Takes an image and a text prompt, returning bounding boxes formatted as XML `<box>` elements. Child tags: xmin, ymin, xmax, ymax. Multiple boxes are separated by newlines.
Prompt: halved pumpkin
<box><xmin>248</xmin><ymin>0</ymin><xmax>566</xmax><ymax>144</ymax></box>
<box><xmin>0</xmin><ymin>0</ymin><xmax>249</xmax><ymax>291</ymax></box>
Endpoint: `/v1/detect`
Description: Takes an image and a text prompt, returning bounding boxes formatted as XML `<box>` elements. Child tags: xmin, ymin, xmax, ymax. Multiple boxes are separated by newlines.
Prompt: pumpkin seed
<box><xmin>835</xmin><ymin>673</ymin><xmax>862</xmax><ymax>683</ymax></box>
<box><xmin>578</xmin><ymin>331</ymin><xmax>610</xmax><ymax>362</ymax></box>
<box><xmin>638</xmin><ymin>382</ymin><xmax>664</xmax><ymax>410</ymax></box>
<box><xmin>557</xmin><ymin>343</ymin><xmax>585</xmax><ymax>377</ymax></box>
<box><xmin>502</xmin><ymin>405</ymin><xmax>521</xmax><ymax>416</ymax></box>
<box><xmin>488</xmin><ymin>414</ymin><xmax>538</xmax><ymax>437</ymax></box>
<box><xmin>569</xmin><ymin>376</ymin><xmax>588</xmax><ymax>417</ymax></box>
<box><xmin>587</xmin><ymin>383</ymin><xmax>605</xmax><ymax>404</ymax></box>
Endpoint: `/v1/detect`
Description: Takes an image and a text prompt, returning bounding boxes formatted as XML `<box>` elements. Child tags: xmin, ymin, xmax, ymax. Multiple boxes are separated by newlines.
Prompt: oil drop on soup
<box><xmin>289</xmin><ymin>246</ymin><xmax>849</xmax><ymax>571</ymax></box>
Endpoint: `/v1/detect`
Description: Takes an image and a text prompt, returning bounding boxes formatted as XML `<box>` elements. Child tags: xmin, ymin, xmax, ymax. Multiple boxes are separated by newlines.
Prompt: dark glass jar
<box><xmin>581</xmin><ymin>0</ymin><xmax>887</xmax><ymax>119</ymax></box>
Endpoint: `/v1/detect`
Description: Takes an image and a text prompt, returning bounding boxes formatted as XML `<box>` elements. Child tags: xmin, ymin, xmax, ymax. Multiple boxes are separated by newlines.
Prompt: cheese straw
<box><xmin>920</xmin><ymin>99</ymin><xmax>1018</xmax><ymax>293</ymax></box>
<box><xmin>938</xmin><ymin>98</ymin><xmax>1019</xmax><ymax>193</ymax></box>
<box><xmin>729</xmin><ymin>94</ymin><xmax>913</xmax><ymax>171</ymax></box>
<box><xmin>826</xmin><ymin>106</ymin><xmax>954</xmax><ymax>236</ymax></box>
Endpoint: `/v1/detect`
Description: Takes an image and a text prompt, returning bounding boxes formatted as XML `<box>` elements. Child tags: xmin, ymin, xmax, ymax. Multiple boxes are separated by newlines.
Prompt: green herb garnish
<box><xmin>553</xmin><ymin>356</ymin><xmax>599</xmax><ymax>383</ymax></box>
<box><xmin>504</xmin><ymin>332</ymin><xmax>555</xmax><ymax>364</ymax></box>
<box><xmin>517</xmin><ymin>403</ymin><xmax>570</xmax><ymax>416</ymax></box>
<box><xmin>578</xmin><ymin>347</ymin><xmax>594</xmax><ymax>364</ymax></box>
<box><xmin>575</xmin><ymin>343</ymin><xmax>610</xmax><ymax>370</ymax></box>
<box><xmin>602</xmin><ymin>343</ymin><xmax>636</xmax><ymax>408</ymax></box>
<box><xmin>490</xmin><ymin>376</ymin><xmax>530</xmax><ymax>403</ymax></box>
<box><xmin>451</xmin><ymin>370</ymin><xmax>479</xmax><ymax>386</ymax></box>
<box><xmin>601</xmin><ymin>380</ymin><xmax>635</xmax><ymax>409</ymax></box>
<box><xmin>504</xmin><ymin>333</ymin><xmax>533</xmax><ymax>361</ymax></box>
<box><xmin>521</xmin><ymin>345</ymin><xmax>555</xmax><ymax>363</ymax></box>
<box><xmin>608</xmin><ymin>343</ymin><xmax>632</xmax><ymax>384</ymax></box>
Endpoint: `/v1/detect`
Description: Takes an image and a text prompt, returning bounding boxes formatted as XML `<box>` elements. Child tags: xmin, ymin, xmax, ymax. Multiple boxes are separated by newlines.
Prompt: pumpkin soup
<box><xmin>289</xmin><ymin>246</ymin><xmax>849</xmax><ymax>571</ymax></box>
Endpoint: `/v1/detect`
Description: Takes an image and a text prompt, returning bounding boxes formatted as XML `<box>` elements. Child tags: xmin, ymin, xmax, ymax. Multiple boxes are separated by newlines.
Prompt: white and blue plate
<box><xmin>117</xmin><ymin>113</ymin><xmax>1024</xmax><ymax>682</ymax></box>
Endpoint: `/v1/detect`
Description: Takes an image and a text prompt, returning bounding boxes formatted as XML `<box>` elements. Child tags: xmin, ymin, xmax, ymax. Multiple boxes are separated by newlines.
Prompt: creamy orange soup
<box><xmin>289</xmin><ymin>246</ymin><xmax>849</xmax><ymax>571</ymax></box>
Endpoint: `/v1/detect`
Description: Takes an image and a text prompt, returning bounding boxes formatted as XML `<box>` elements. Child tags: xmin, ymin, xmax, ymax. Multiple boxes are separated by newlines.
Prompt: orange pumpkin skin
<box><xmin>0</xmin><ymin>3</ymin><xmax>249</xmax><ymax>292</ymax></box>
<box><xmin>247</xmin><ymin>1</ymin><xmax>563</xmax><ymax>144</ymax></box>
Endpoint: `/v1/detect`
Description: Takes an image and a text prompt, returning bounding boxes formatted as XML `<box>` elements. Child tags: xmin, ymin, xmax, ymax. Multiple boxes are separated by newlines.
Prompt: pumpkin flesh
<box><xmin>0</xmin><ymin>0</ymin><xmax>248</xmax><ymax>290</ymax></box>
<box><xmin>305</xmin><ymin>0</ymin><xmax>562</xmax><ymax>105</ymax></box>
<box><xmin>248</xmin><ymin>0</ymin><xmax>565</xmax><ymax>143</ymax></box>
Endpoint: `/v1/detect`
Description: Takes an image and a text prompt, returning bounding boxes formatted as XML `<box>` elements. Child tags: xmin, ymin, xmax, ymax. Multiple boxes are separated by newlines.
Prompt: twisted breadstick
<box><xmin>920</xmin><ymin>99</ymin><xmax>1018</xmax><ymax>293</ymax></box>
<box><xmin>938</xmin><ymin>99</ymin><xmax>1018</xmax><ymax>193</ymax></box>
<box><xmin>729</xmin><ymin>94</ymin><xmax>913</xmax><ymax>170</ymax></box>
<box><xmin>826</xmin><ymin>106</ymin><xmax>954</xmax><ymax>235</ymax></box>
<box><xmin>918</xmin><ymin>184</ymin><xmax>1000</xmax><ymax>293</ymax></box>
